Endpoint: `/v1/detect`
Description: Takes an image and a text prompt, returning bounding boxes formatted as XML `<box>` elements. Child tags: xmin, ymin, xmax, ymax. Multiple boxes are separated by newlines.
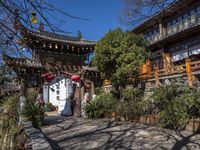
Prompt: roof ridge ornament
<box><xmin>77</xmin><ymin>30</ymin><xmax>83</xmax><ymax>39</ymax></box>
<box><xmin>39</xmin><ymin>22</ymin><xmax>44</xmax><ymax>32</ymax></box>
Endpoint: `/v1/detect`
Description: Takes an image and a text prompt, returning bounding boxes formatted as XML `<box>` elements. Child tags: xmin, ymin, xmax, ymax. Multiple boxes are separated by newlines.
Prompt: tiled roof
<box><xmin>22</xmin><ymin>26</ymin><xmax>96</xmax><ymax>46</ymax></box>
<box><xmin>3</xmin><ymin>54</ymin><xmax>43</xmax><ymax>68</ymax></box>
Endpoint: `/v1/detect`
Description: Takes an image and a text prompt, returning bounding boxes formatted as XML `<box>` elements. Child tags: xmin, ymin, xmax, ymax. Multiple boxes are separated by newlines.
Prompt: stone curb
<box><xmin>23</xmin><ymin>121</ymin><xmax>52</xmax><ymax>150</ymax></box>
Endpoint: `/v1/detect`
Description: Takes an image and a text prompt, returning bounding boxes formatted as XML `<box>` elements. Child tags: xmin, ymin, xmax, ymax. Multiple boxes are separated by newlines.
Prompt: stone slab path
<box><xmin>41</xmin><ymin>116</ymin><xmax>200</xmax><ymax>150</ymax></box>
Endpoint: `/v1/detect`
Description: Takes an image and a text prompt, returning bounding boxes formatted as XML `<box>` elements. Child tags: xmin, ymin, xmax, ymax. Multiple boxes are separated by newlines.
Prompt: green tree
<box><xmin>92</xmin><ymin>28</ymin><xmax>149</xmax><ymax>88</ymax></box>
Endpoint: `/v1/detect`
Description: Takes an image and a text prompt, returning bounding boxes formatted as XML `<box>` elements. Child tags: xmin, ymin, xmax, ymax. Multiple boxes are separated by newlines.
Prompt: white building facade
<box><xmin>43</xmin><ymin>77</ymin><xmax>73</xmax><ymax>113</ymax></box>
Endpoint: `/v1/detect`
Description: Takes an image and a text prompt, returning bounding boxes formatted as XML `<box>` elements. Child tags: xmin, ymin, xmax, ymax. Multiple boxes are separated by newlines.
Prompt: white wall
<box><xmin>49</xmin><ymin>83</ymin><xmax>58</xmax><ymax>106</ymax></box>
<box><xmin>48</xmin><ymin>78</ymin><xmax>73</xmax><ymax>107</ymax></box>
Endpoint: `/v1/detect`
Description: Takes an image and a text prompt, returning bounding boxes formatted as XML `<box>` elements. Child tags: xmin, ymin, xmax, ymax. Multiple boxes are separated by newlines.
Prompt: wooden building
<box><xmin>133</xmin><ymin>0</ymin><xmax>200</xmax><ymax>88</ymax></box>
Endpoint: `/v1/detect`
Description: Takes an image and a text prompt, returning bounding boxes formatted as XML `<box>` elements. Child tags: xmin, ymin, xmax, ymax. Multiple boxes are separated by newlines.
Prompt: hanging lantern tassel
<box><xmin>31</xmin><ymin>12</ymin><xmax>37</xmax><ymax>24</ymax></box>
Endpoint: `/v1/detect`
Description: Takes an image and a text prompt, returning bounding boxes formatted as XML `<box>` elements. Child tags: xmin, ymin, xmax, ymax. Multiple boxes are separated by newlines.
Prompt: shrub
<box><xmin>115</xmin><ymin>88</ymin><xmax>145</xmax><ymax>120</ymax></box>
<box><xmin>84</xmin><ymin>92</ymin><xmax>117</xmax><ymax>119</ymax></box>
<box><xmin>122</xmin><ymin>88</ymin><xmax>144</xmax><ymax>102</ymax></box>
<box><xmin>27</xmin><ymin>90</ymin><xmax>38</xmax><ymax>102</ymax></box>
<box><xmin>0</xmin><ymin>94</ymin><xmax>24</xmax><ymax>150</ymax></box>
<box><xmin>84</xmin><ymin>100</ymin><xmax>104</xmax><ymax>119</ymax></box>
<box><xmin>44</xmin><ymin>102</ymin><xmax>54</xmax><ymax>112</ymax></box>
<box><xmin>186</xmin><ymin>88</ymin><xmax>200</xmax><ymax>119</ymax></box>
<box><xmin>151</xmin><ymin>84</ymin><xmax>192</xmax><ymax>130</ymax></box>
<box><xmin>21</xmin><ymin>101</ymin><xmax>44</xmax><ymax>128</ymax></box>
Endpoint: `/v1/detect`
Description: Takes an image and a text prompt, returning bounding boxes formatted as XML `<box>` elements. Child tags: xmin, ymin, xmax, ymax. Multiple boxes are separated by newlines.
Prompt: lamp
<box><xmin>55</xmin><ymin>44</ymin><xmax>58</xmax><ymax>49</ymax></box>
<box><xmin>31</xmin><ymin>12</ymin><xmax>37</xmax><ymax>24</ymax></box>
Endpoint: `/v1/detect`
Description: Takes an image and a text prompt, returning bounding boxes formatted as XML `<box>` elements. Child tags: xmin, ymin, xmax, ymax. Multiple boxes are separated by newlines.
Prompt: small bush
<box><xmin>21</xmin><ymin>101</ymin><xmax>44</xmax><ymax>128</ymax></box>
<box><xmin>152</xmin><ymin>84</ymin><xmax>192</xmax><ymax>130</ymax></box>
<box><xmin>84</xmin><ymin>92</ymin><xmax>116</xmax><ymax>119</ymax></box>
<box><xmin>186</xmin><ymin>88</ymin><xmax>200</xmax><ymax>119</ymax></box>
<box><xmin>84</xmin><ymin>100</ymin><xmax>104</xmax><ymax>119</ymax></box>
<box><xmin>0</xmin><ymin>94</ymin><xmax>22</xmax><ymax>150</ymax></box>
<box><xmin>44</xmin><ymin>102</ymin><xmax>54</xmax><ymax>112</ymax></box>
<box><xmin>115</xmin><ymin>88</ymin><xmax>144</xmax><ymax>120</ymax></box>
<box><xmin>27</xmin><ymin>90</ymin><xmax>38</xmax><ymax>102</ymax></box>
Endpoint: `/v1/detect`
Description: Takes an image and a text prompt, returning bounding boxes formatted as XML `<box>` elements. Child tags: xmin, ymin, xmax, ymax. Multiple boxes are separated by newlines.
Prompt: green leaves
<box><xmin>84</xmin><ymin>92</ymin><xmax>117</xmax><ymax>119</ymax></box>
<box><xmin>21</xmin><ymin>101</ymin><xmax>44</xmax><ymax>128</ymax></box>
<box><xmin>92</xmin><ymin>28</ymin><xmax>149</xmax><ymax>87</ymax></box>
<box><xmin>115</xmin><ymin>88</ymin><xmax>145</xmax><ymax>119</ymax></box>
<box><xmin>84</xmin><ymin>88</ymin><xmax>145</xmax><ymax>120</ymax></box>
<box><xmin>0</xmin><ymin>94</ymin><xmax>20</xmax><ymax>149</ymax></box>
<box><xmin>151</xmin><ymin>84</ymin><xmax>200</xmax><ymax>130</ymax></box>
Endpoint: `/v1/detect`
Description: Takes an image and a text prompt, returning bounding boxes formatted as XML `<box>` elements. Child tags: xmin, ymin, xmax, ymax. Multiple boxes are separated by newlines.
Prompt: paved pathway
<box><xmin>41</xmin><ymin>115</ymin><xmax>200</xmax><ymax>150</ymax></box>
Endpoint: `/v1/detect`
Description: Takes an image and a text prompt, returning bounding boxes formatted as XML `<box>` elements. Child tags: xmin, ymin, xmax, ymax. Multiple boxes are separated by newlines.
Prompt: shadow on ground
<box><xmin>162</xmin><ymin>129</ymin><xmax>200</xmax><ymax>150</ymax></box>
<box><xmin>43</xmin><ymin>115</ymin><xmax>69</xmax><ymax>126</ymax></box>
<box><xmin>41</xmin><ymin>117</ymin><xmax>200</xmax><ymax>150</ymax></box>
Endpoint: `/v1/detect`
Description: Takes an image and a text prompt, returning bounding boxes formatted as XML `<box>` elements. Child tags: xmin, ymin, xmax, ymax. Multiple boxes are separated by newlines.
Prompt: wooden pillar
<box><xmin>19</xmin><ymin>79</ymin><xmax>26</xmax><ymax>97</ymax></box>
<box><xmin>146</xmin><ymin>59</ymin><xmax>152</xmax><ymax>77</ymax></box>
<box><xmin>163</xmin><ymin>52</ymin><xmax>172</xmax><ymax>72</ymax></box>
<box><xmin>159</xmin><ymin>20</ymin><xmax>165</xmax><ymax>37</ymax></box>
<box><xmin>154</xmin><ymin>66</ymin><xmax>160</xmax><ymax>87</ymax></box>
<box><xmin>73</xmin><ymin>85</ymin><xmax>81</xmax><ymax>117</ymax></box>
<box><xmin>81</xmin><ymin>82</ymin><xmax>85</xmax><ymax>102</ymax></box>
<box><xmin>185</xmin><ymin>58</ymin><xmax>193</xmax><ymax>87</ymax></box>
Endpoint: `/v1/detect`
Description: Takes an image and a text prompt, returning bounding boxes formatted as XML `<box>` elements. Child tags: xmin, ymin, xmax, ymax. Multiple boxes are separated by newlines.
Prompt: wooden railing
<box><xmin>140</xmin><ymin>59</ymin><xmax>200</xmax><ymax>84</ymax></box>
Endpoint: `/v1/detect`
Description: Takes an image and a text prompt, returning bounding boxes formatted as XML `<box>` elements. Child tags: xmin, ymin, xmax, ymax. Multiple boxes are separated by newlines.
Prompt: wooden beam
<box><xmin>163</xmin><ymin>52</ymin><xmax>172</xmax><ymax>72</ymax></box>
<box><xmin>154</xmin><ymin>66</ymin><xmax>160</xmax><ymax>87</ymax></box>
<box><xmin>146</xmin><ymin>59</ymin><xmax>152</xmax><ymax>77</ymax></box>
<box><xmin>185</xmin><ymin>58</ymin><xmax>193</xmax><ymax>87</ymax></box>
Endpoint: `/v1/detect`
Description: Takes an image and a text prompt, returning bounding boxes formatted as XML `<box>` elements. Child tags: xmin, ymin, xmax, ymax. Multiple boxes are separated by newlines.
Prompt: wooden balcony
<box><xmin>139</xmin><ymin>59</ymin><xmax>200</xmax><ymax>87</ymax></box>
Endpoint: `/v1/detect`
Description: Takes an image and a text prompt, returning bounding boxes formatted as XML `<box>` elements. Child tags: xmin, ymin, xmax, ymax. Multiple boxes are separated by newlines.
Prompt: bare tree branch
<box><xmin>120</xmin><ymin>0</ymin><xmax>173</xmax><ymax>27</ymax></box>
<box><xmin>0</xmin><ymin>0</ymin><xmax>91</xmax><ymax>63</ymax></box>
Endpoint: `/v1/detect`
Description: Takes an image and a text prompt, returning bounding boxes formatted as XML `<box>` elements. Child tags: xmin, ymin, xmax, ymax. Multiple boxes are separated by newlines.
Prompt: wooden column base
<box><xmin>73</xmin><ymin>86</ymin><xmax>81</xmax><ymax>117</ymax></box>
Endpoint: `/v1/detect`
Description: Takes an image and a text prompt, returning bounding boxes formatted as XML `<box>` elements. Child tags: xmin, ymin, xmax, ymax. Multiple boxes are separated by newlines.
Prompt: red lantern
<box><xmin>45</xmin><ymin>74</ymin><xmax>55</xmax><ymax>81</ymax></box>
<box><xmin>47</xmin><ymin>75</ymin><xmax>55</xmax><ymax>81</ymax></box>
<box><xmin>71</xmin><ymin>74</ymin><xmax>80</xmax><ymax>82</ymax></box>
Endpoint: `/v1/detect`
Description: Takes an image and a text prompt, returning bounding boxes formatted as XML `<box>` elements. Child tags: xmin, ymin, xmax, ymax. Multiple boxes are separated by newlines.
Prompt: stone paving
<box><xmin>41</xmin><ymin>115</ymin><xmax>200</xmax><ymax>150</ymax></box>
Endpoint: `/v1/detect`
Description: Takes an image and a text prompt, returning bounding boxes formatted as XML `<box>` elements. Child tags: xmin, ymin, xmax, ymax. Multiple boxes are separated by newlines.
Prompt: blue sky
<box><xmin>43</xmin><ymin>0</ymin><xmax>128</xmax><ymax>41</ymax></box>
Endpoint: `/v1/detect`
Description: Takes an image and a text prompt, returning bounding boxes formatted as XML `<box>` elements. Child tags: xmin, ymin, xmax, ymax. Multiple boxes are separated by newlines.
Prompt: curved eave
<box><xmin>21</xmin><ymin>27</ymin><xmax>96</xmax><ymax>47</ymax></box>
<box><xmin>3</xmin><ymin>54</ymin><xmax>43</xmax><ymax>69</ymax></box>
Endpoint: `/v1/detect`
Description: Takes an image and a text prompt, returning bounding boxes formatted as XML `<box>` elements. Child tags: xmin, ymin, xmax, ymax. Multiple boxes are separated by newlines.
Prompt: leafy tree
<box><xmin>92</xmin><ymin>28</ymin><xmax>149</xmax><ymax>88</ymax></box>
